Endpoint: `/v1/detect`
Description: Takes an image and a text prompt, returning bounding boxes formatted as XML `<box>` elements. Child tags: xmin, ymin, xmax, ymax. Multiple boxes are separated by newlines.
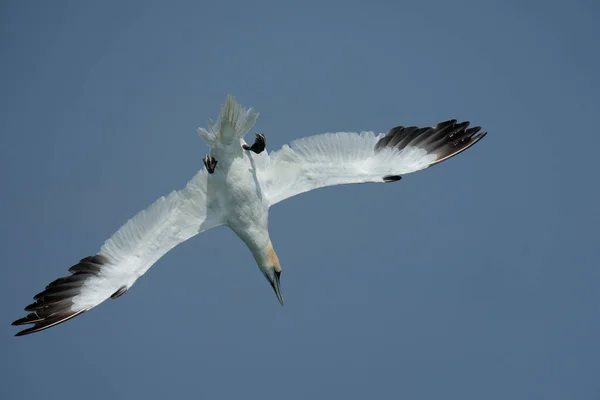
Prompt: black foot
<box><xmin>242</xmin><ymin>133</ymin><xmax>266</xmax><ymax>154</ymax></box>
<box><xmin>203</xmin><ymin>155</ymin><xmax>217</xmax><ymax>174</ymax></box>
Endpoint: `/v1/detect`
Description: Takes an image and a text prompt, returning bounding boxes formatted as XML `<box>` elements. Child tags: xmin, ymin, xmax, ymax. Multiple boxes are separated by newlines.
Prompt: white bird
<box><xmin>12</xmin><ymin>95</ymin><xmax>487</xmax><ymax>336</ymax></box>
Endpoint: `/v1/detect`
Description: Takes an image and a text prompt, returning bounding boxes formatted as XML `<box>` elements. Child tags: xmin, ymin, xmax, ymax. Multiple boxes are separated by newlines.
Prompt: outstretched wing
<box><xmin>257</xmin><ymin>120</ymin><xmax>486</xmax><ymax>206</ymax></box>
<box><xmin>12</xmin><ymin>170</ymin><xmax>223</xmax><ymax>336</ymax></box>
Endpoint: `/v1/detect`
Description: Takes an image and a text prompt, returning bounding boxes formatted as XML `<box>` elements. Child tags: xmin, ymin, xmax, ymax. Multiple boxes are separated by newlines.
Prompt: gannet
<box><xmin>12</xmin><ymin>95</ymin><xmax>487</xmax><ymax>336</ymax></box>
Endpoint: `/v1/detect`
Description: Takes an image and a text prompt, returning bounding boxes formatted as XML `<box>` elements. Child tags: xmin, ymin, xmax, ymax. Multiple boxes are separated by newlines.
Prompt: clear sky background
<box><xmin>1</xmin><ymin>1</ymin><xmax>598</xmax><ymax>399</ymax></box>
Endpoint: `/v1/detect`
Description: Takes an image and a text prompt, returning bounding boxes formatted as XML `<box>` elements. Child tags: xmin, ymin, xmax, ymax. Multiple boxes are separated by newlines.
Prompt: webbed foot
<box><xmin>242</xmin><ymin>133</ymin><xmax>266</xmax><ymax>154</ymax></box>
<box><xmin>203</xmin><ymin>155</ymin><xmax>217</xmax><ymax>174</ymax></box>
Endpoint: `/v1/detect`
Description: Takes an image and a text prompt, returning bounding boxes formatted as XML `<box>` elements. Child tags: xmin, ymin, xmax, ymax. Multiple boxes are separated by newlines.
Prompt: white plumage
<box><xmin>256</xmin><ymin>131</ymin><xmax>439</xmax><ymax>205</ymax></box>
<box><xmin>12</xmin><ymin>95</ymin><xmax>486</xmax><ymax>336</ymax></box>
<box><xmin>73</xmin><ymin>171</ymin><xmax>220</xmax><ymax>309</ymax></box>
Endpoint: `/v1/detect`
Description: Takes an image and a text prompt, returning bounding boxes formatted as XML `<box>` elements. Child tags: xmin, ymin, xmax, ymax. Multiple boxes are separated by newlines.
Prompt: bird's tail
<box><xmin>197</xmin><ymin>95</ymin><xmax>259</xmax><ymax>145</ymax></box>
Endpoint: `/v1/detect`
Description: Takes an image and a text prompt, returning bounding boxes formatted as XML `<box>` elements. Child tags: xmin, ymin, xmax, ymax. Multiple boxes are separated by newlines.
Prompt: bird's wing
<box><xmin>257</xmin><ymin>120</ymin><xmax>487</xmax><ymax>205</ymax></box>
<box><xmin>256</xmin><ymin>120</ymin><xmax>486</xmax><ymax>206</ymax></box>
<box><xmin>12</xmin><ymin>169</ymin><xmax>223</xmax><ymax>336</ymax></box>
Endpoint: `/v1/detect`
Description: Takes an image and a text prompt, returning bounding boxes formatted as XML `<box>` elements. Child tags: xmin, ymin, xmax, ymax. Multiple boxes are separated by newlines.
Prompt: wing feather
<box><xmin>12</xmin><ymin>169</ymin><xmax>223</xmax><ymax>336</ymax></box>
<box><xmin>258</xmin><ymin>120</ymin><xmax>486</xmax><ymax>205</ymax></box>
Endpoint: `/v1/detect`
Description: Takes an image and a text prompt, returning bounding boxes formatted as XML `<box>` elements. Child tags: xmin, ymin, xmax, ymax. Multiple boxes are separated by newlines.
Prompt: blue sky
<box><xmin>1</xmin><ymin>0</ymin><xmax>598</xmax><ymax>399</ymax></box>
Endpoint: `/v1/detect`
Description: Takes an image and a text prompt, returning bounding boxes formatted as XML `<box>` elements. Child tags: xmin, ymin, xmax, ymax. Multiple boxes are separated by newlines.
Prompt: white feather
<box><xmin>258</xmin><ymin>131</ymin><xmax>437</xmax><ymax>205</ymax></box>
<box><xmin>197</xmin><ymin>94</ymin><xmax>259</xmax><ymax>145</ymax></box>
<box><xmin>71</xmin><ymin>170</ymin><xmax>223</xmax><ymax>309</ymax></box>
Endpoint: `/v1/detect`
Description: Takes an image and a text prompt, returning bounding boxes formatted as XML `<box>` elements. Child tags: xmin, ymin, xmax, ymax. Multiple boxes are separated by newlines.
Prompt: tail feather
<box><xmin>197</xmin><ymin>95</ymin><xmax>259</xmax><ymax>145</ymax></box>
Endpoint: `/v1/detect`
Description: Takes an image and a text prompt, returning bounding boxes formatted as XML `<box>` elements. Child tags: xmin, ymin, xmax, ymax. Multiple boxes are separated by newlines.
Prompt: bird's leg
<box><xmin>242</xmin><ymin>133</ymin><xmax>266</xmax><ymax>154</ymax></box>
<box><xmin>203</xmin><ymin>154</ymin><xmax>217</xmax><ymax>174</ymax></box>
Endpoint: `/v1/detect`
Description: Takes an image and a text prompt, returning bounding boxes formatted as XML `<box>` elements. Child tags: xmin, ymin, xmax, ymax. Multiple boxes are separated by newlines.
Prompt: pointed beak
<box><xmin>270</xmin><ymin>270</ymin><xmax>284</xmax><ymax>306</ymax></box>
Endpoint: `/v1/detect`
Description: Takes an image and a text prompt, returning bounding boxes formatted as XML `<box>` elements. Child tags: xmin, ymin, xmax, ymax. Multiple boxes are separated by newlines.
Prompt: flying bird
<box><xmin>12</xmin><ymin>95</ymin><xmax>487</xmax><ymax>336</ymax></box>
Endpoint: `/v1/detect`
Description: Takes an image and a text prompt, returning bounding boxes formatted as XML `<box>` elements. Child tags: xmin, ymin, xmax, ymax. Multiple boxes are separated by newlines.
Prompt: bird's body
<box><xmin>12</xmin><ymin>95</ymin><xmax>487</xmax><ymax>336</ymax></box>
<box><xmin>211</xmin><ymin>134</ymin><xmax>278</xmax><ymax>278</ymax></box>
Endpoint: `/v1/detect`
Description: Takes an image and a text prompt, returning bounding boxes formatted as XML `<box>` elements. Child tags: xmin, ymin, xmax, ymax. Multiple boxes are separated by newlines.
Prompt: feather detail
<box><xmin>197</xmin><ymin>95</ymin><xmax>259</xmax><ymax>145</ymax></box>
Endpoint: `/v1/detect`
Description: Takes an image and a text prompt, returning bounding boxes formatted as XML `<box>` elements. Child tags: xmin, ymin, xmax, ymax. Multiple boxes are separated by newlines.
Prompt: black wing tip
<box><xmin>12</xmin><ymin>317</ymin><xmax>32</xmax><ymax>326</ymax></box>
<box><xmin>375</xmin><ymin>118</ymin><xmax>488</xmax><ymax>167</ymax></box>
<box><xmin>13</xmin><ymin>308</ymin><xmax>89</xmax><ymax>337</ymax></box>
<box><xmin>12</xmin><ymin>254</ymin><xmax>109</xmax><ymax>337</ymax></box>
<box><xmin>429</xmin><ymin>128</ymin><xmax>488</xmax><ymax>167</ymax></box>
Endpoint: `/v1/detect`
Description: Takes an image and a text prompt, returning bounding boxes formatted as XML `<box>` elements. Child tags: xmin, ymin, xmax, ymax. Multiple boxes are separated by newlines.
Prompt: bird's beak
<box><xmin>271</xmin><ymin>270</ymin><xmax>284</xmax><ymax>306</ymax></box>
